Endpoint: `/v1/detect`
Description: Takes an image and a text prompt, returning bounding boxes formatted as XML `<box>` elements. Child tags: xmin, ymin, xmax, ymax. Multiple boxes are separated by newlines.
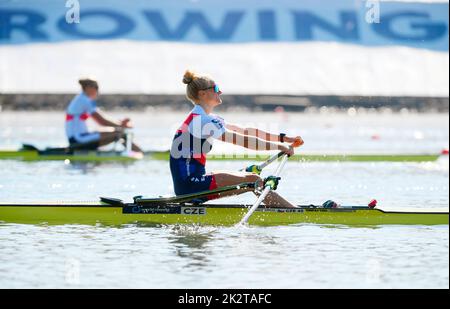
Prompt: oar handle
<box><xmin>291</xmin><ymin>138</ymin><xmax>304</xmax><ymax>148</ymax></box>
<box><xmin>242</xmin><ymin>139</ymin><xmax>303</xmax><ymax>174</ymax></box>
<box><xmin>257</xmin><ymin>139</ymin><xmax>303</xmax><ymax>167</ymax></box>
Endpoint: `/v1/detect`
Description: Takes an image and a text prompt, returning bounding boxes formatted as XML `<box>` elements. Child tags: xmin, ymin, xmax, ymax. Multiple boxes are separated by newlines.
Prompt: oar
<box><xmin>241</xmin><ymin>151</ymin><xmax>285</xmax><ymax>174</ymax></box>
<box><xmin>124</xmin><ymin>128</ymin><xmax>134</xmax><ymax>153</ymax></box>
<box><xmin>238</xmin><ymin>153</ymin><xmax>289</xmax><ymax>225</ymax></box>
<box><xmin>241</xmin><ymin>138</ymin><xmax>304</xmax><ymax>174</ymax></box>
<box><xmin>238</xmin><ymin>138</ymin><xmax>303</xmax><ymax>225</ymax></box>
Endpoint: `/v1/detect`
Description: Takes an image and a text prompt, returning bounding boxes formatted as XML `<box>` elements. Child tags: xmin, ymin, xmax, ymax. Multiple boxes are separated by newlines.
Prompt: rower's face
<box><xmin>85</xmin><ymin>86</ymin><xmax>99</xmax><ymax>100</ymax></box>
<box><xmin>199</xmin><ymin>84</ymin><xmax>222</xmax><ymax>107</ymax></box>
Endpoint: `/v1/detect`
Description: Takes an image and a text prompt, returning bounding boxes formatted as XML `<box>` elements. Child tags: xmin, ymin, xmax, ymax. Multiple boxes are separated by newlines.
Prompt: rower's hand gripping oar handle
<box><xmin>244</xmin><ymin>151</ymin><xmax>284</xmax><ymax>175</ymax></box>
<box><xmin>262</xmin><ymin>176</ymin><xmax>281</xmax><ymax>191</ymax></box>
<box><xmin>243</xmin><ymin>138</ymin><xmax>303</xmax><ymax>175</ymax></box>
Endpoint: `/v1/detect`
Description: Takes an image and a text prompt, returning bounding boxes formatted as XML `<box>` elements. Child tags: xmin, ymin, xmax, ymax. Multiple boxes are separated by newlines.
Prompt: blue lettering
<box><xmin>258</xmin><ymin>10</ymin><xmax>277</xmax><ymax>40</ymax></box>
<box><xmin>372</xmin><ymin>12</ymin><xmax>447</xmax><ymax>42</ymax></box>
<box><xmin>0</xmin><ymin>4</ymin><xmax>447</xmax><ymax>51</ymax></box>
<box><xmin>142</xmin><ymin>11</ymin><xmax>244</xmax><ymax>41</ymax></box>
<box><xmin>292</xmin><ymin>11</ymin><xmax>359</xmax><ymax>41</ymax></box>
<box><xmin>0</xmin><ymin>9</ymin><xmax>48</xmax><ymax>40</ymax></box>
<box><xmin>57</xmin><ymin>10</ymin><xmax>135</xmax><ymax>39</ymax></box>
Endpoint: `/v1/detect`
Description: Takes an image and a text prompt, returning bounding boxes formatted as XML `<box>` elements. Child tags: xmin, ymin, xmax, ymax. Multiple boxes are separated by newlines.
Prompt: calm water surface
<box><xmin>0</xmin><ymin>111</ymin><xmax>448</xmax><ymax>288</ymax></box>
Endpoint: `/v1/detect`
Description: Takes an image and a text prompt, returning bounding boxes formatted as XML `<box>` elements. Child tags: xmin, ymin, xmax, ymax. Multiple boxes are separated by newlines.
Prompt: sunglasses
<box><xmin>203</xmin><ymin>84</ymin><xmax>220</xmax><ymax>93</ymax></box>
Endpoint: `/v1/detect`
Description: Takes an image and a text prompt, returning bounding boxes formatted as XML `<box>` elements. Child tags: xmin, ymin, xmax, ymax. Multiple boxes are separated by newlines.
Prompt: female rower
<box><xmin>170</xmin><ymin>70</ymin><xmax>303</xmax><ymax>208</ymax></box>
<box><xmin>65</xmin><ymin>78</ymin><xmax>142</xmax><ymax>153</ymax></box>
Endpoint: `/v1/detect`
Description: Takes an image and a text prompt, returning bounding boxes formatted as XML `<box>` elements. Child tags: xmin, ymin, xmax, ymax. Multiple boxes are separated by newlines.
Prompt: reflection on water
<box><xmin>0</xmin><ymin>222</ymin><xmax>447</xmax><ymax>288</ymax></box>
<box><xmin>66</xmin><ymin>161</ymin><xmax>136</xmax><ymax>174</ymax></box>
<box><xmin>168</xmin><ymin>225</ymin><xmax>216</xmax><ymax>269</ymax></box>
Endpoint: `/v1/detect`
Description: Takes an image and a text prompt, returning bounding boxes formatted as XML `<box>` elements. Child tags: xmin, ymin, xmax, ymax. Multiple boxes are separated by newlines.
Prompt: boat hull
<box><xmin>0</xmin><ymin>204</ymin><xmax>447</xmax><ymax>226</ymax></box>
<box><xmin>0</xmin><ymin>150</ymin><xmax>138</xmax><ymax>162</ymax></box>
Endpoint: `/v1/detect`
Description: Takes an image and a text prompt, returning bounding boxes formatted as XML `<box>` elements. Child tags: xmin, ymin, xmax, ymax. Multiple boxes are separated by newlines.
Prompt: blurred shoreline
<box><xmin>0</xmin><ymin>94</ymin><xmax>448</xmax><ymax>112</ymax></box>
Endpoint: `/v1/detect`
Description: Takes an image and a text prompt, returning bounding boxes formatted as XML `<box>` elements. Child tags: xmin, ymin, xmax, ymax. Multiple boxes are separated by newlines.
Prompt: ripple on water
<box><xmin>0</xmin><ymin>112</ymin><xmax>448</xmax><ymax>288</ymax></box>
<box><xmin>0</xmin><ymin>221</ymin><xmax>448</xmax><ymax>288</ymax></box>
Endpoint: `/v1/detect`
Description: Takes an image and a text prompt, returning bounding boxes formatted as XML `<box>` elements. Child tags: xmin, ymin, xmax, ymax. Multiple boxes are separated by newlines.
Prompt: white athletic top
<box><xmin>65</xmin><ymin>93</ymin><xmax>97</xmax><ymax>141</ymax></box>
<box><xmin>170</xmin><ymin>104</ymin><xmax>226</xmax><ymax>162</ymax></box>
<box><xmin>189</xmin><ymin>104</ymin><xmax>226</xmax><ymax>140</ymax></box>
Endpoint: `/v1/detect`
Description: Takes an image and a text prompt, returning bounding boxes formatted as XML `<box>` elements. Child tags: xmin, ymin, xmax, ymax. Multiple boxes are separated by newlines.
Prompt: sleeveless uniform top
<box><xmin>170</xmin><ymin>105</ymin><xmax>226</xmax><ymax>197</ymax></box>
<box><xmin>65</xmin><ymin>93</ymin><xmax>99</xmax><ymax>144</ymax></box>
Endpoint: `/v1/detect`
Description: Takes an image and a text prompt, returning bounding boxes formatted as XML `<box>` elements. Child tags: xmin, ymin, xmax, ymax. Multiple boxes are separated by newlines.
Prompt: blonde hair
<box><xmin>78</xmin><ymin>78</ymin><xmax>98</xmax><ymax>90</ymax></box>
<box><xmin>182</xmin><ymin>70</ymin><xmax>214</xmax><ymax>104</ymax></box>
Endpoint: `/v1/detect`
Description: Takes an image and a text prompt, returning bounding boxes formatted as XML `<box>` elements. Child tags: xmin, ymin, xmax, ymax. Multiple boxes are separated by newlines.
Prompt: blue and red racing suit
<box><xmin>170</xmin><ymin>105</ymin><xmax>226</xmax><ymax>201</ymax></box>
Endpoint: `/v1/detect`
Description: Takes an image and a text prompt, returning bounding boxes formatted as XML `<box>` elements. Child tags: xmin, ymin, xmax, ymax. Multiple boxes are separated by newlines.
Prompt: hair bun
<box><xmin>182</xmin><ymin>70</ymin><xmax>196</xmax><ymax>85</ymax></box>
<box><xmin>78</xmin><ymin>77</ymin><xmax>98</xmax><ymax>89</ymax></box>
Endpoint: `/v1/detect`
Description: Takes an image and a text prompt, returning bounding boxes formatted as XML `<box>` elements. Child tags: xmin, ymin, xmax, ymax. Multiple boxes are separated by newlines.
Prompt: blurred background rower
<box><xmin>65</xmin><ymin>78</ymin><xmax>143</xmax><ymax>154</ymax></box>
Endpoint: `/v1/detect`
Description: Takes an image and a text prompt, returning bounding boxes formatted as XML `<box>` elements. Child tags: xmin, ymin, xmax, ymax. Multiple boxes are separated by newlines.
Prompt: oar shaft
<box><xmin>239</xmin><ymin>155</ymin><xmax>289</xmax><ymax>225</ymax></box>
<box><xmin>240</xmin><ymin>151</ymin><xmax>284</xmax><ymax>173</ymax></box>
<box><xmin>257</xmin><ymin>151</ymin><xmax>285</xmax><ymax>170</ymax></box>
<box><xmin>240</xmin><ymin>187</ymin><xmax>270</xmax><ymax>224</ymax></box>
<box><xmin>124</xmin><ymin>129</ymin><xmax>134</xmax><ymax>152</ymax></box>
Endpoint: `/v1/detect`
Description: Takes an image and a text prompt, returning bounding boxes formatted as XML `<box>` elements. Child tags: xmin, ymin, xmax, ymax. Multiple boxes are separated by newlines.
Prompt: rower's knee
<box><xmin>244</xmin><ymin>174</ymin><xmax>262</xmax><ymax>184</ymax></box>
<box><xmin>114</xmin><ymin>131</ymin><xmax>125</xmax><ymax>141</ymax></box>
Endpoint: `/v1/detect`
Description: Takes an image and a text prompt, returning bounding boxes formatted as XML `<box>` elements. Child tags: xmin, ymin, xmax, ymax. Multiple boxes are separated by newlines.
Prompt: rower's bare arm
<box><xmin>226</xmin><ymin>124</ymin><xmax>303</xmax><ymax>145</ymax></box>
<box><xmin>91</xmin><ymin>111</ymin><xmax>121</xmax><ymax>128</ymax></box>
<box><xmin>219</xmin><ymin>130</ymin><xmax>290</xmax><ymax>153</ymax></box>
<box><xmin>226</xmin><ymin>124</ymin><xmax>278</xmax><ymax>142</ymax></box>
